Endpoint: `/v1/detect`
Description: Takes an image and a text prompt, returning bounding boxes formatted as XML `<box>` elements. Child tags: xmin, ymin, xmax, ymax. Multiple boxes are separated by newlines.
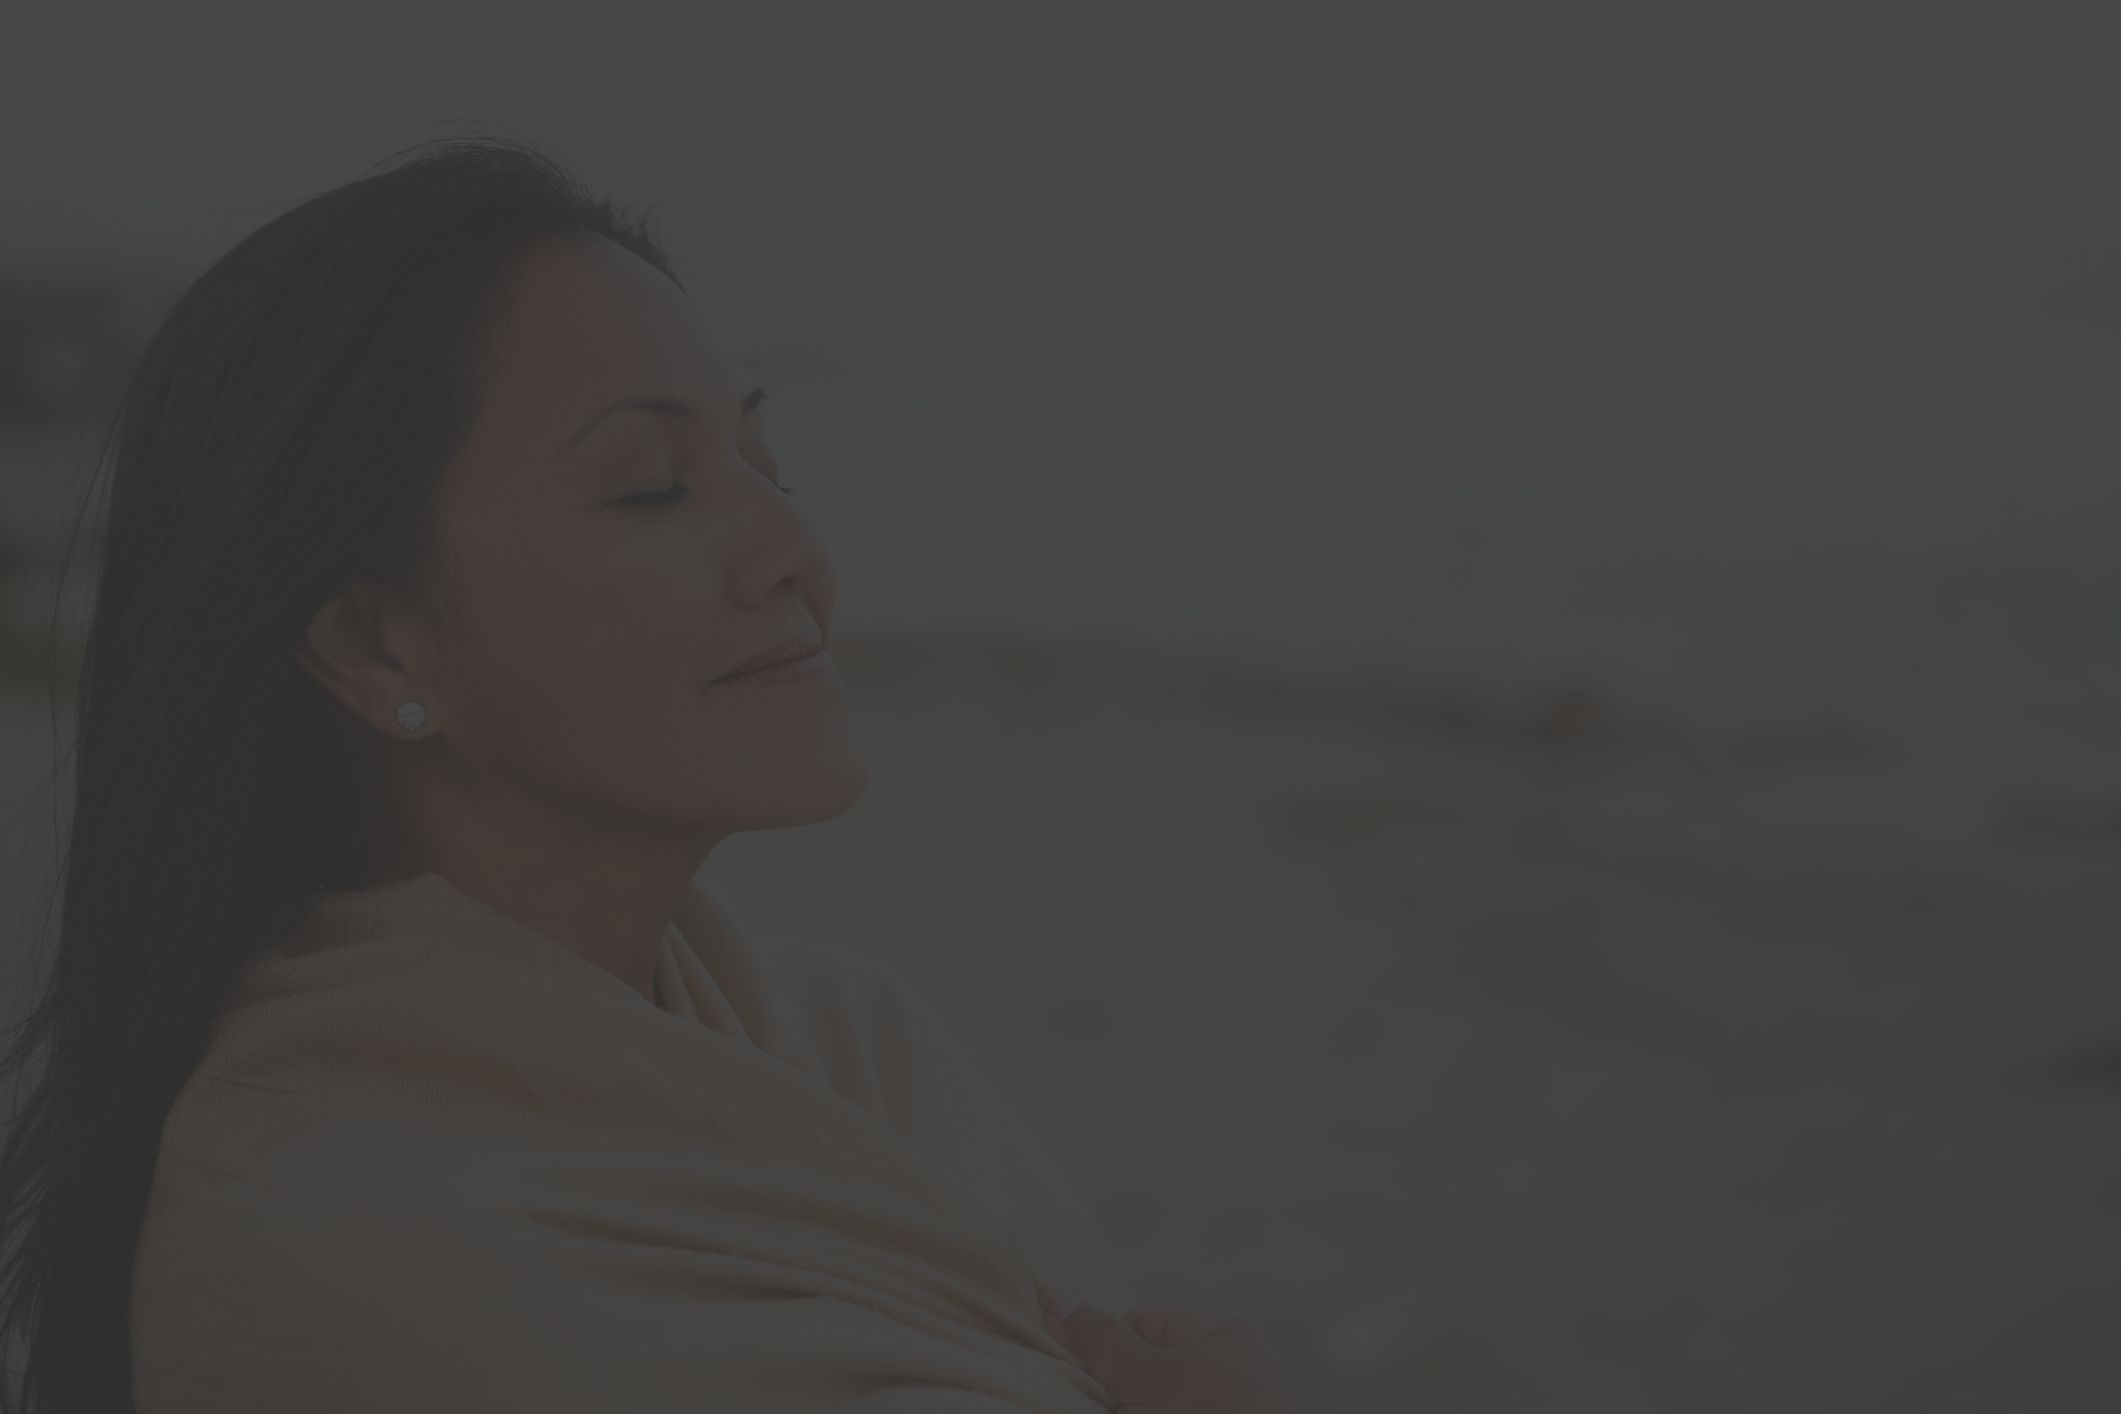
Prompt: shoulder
<box><xmin>141</xmin><ymin>1071</ymin><xmax>501</xmax><ymax>1282</ymax></box>
<box><xmin>134</xmin><ymin>1083</ymin><xmax>528</xmax><ymax>1411</ymax></box>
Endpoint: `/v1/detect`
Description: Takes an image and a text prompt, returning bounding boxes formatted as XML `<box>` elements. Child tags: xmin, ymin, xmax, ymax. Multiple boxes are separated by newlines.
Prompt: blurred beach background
<box><xmin>5</xmin><ymin>4</ymin><xmax>2121</xmax><ymax>1409</ymax></box>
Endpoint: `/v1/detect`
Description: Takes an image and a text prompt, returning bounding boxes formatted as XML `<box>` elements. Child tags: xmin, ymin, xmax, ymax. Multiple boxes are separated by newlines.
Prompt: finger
<box><xmin>1036</xmin><ymin>1286</ymin><xmax>1073</xmax><ymax>1345</ymax></box>
<box><xmin>1036</xmin><ymin>1284</ymin><xmax>1081</xmax><ymax>1339</ymax></box>
<box><xmin>1123</xmin><ymin>1305</ymin><xmax>1215</xmax><ymax>1347</ymax></box>
<box><xmin>1052</xmin><ymin>1302</ymin><xmax>1158</xmax><ymax>1379</ymax></box>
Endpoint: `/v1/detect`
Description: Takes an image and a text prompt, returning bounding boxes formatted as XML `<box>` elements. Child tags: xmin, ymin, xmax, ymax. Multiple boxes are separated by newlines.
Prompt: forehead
<box><xmin>467</xmin><ymin>237</ymin><xmax>744</xmax><ymax>454</ymax></box>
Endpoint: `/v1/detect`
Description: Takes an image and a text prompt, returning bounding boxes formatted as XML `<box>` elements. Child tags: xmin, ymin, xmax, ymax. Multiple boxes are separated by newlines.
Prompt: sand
<box><xmin>4</xmin><ymin>628</ymin><xmax>2119</xmax><ymax>1411</ymax></box>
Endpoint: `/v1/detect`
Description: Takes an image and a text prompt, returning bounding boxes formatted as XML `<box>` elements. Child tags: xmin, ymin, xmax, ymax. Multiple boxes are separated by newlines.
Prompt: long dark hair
<box><xmin>0</xmin><ymin>133</ymin><xmax>681</xmax><ymax>1413</ymax></box>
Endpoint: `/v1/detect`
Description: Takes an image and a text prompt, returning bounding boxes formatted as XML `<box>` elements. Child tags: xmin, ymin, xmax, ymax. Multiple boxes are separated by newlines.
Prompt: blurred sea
<box><xmin>769</xmin><ymin>329</ymin><xmax>2121</xmax><ymax>831</ymax></box>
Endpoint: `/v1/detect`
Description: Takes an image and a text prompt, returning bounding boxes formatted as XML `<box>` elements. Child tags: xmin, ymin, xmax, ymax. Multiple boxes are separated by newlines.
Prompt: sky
<box><xmin>2</xmin><ymin>2</ymin><xmax>2115</xmax><ymax>371</ymax></box>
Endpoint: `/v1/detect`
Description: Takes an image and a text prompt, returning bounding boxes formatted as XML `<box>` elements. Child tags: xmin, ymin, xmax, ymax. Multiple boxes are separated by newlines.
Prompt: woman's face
<box><xmin>357</xmin><ymin>235</ymin><xmax>867</xmax><ymax>840</ymax></box>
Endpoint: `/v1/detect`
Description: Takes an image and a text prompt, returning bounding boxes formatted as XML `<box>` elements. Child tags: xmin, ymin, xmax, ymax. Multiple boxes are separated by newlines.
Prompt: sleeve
<box><xmin>135</xmin><ymin>1166</ymin><xmax>1115</xmax><ymax>1414</ymax></box>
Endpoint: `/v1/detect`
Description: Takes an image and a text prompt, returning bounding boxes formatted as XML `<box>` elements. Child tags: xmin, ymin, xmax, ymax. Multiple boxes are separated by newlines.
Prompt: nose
<box><xmin>725</xmin><ymin>471</ymin><xmax>837</xmax><ymax>623</ymax></box>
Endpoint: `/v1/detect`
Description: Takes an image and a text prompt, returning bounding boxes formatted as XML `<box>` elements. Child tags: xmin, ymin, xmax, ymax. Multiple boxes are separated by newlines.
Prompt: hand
<box><xmin>1039</xmin><ymin>1285</ymin><xmax>1291</xmax><ymax>1414</ymax></box>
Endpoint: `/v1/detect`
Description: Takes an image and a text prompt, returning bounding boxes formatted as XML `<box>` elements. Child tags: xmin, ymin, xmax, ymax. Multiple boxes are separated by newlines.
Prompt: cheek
<box><xmin>439</xmin><ymin>543</ymin><xmax>726</xmax><ymax>746</ymax></box>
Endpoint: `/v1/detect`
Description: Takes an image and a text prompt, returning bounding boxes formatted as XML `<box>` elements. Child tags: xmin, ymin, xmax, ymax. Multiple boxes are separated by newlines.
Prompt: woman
<box><xmin>0</xmin><ymin>138</ymin><xmax>1288</xmax><ymax>1412</ymax></box>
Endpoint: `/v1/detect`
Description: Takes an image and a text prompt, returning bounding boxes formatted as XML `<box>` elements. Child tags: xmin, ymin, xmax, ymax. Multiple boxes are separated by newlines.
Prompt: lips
<box><xmin>717</xmin><ymin>636</ymin><xmax>825</xmax><ymax>681</ymax></box>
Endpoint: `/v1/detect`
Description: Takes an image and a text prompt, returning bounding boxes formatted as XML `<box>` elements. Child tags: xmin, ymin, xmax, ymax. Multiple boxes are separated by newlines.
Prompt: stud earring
<box><xmin>394</xmin><ymin>702</ymin><xmax>427</xmax><ymax>732</ymax></box>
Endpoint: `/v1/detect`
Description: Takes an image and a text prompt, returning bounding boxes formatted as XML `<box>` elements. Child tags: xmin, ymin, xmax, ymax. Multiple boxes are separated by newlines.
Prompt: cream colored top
<box><xmin>130</xmin><ymin>871</ymin><xmax>1133</xmax><ymax>1412</ymax></box>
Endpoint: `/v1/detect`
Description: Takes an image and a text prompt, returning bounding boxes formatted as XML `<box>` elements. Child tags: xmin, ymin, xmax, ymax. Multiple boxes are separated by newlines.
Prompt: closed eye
<box><xmin>616</xmin><ymin>484</ymin><xmax>691</xmax><ymax>509</ymax></box>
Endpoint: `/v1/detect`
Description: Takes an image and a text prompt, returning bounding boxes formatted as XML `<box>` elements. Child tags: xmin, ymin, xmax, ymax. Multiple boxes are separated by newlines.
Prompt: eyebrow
<box><xmin>563</xmin><ymin>385</ymin><xmax>768</xmax><ymax>452</ymax></box>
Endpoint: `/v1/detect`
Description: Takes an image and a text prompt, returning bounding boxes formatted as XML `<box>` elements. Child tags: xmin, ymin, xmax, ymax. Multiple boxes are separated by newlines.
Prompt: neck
<box><xmin>345</xmin><ymin>776</ymin><xmax>723</xmax><ymax>1004</ymax></box>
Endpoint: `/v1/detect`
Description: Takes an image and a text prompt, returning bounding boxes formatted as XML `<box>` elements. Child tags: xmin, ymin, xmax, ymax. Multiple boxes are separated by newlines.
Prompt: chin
<box><xmin>789</xmin><ymin>754</ymin><xmax>871</xmax><ymax>823</ymax></box>
<box><xmin>720</xmin><ymin>750</ymin><xmax>871</xmax><ymax>832</ymax></box>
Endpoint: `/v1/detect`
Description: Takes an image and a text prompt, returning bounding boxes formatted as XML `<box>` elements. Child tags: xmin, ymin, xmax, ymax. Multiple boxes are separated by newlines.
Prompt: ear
<box><xmin>297</xmin><ymin>580</ymin><xmax>435</xmax><ymax>736</ymax></box>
